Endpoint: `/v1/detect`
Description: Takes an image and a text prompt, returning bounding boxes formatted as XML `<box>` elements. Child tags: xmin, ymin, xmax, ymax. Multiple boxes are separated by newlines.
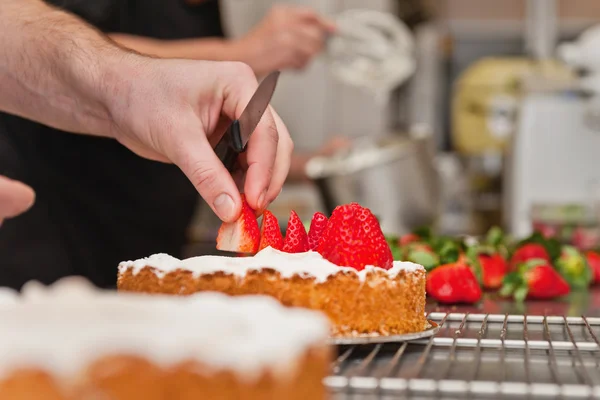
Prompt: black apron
<box><xmin>0</xmin><ymin>0</ymin><xmax>224</xmax><ymax>289</ymax></box>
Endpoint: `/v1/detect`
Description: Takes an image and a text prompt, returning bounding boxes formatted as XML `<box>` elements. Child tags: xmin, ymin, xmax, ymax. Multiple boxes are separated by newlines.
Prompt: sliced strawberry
<box><xmin>317</xmin><ymin>203</ymin><xmax>393</xmax><ymax>270</ymax></box>
<box><xmin>216</xmin><ymin>195</ymin><xmax>260</xmax><ymax>254</ymax></box>
<box><xmin>258</xmin><ymin>210</ymin><xmax>283</xmax><ymax>251</ymax></box>
<box><xmin>307</xmin><ymin>212</ymin><xmax>328</xmax><ymax>251</ymax></box>
<box><xmin>426</xmin><ymin>262</ymin><xmax>482</xmax><ymax>304</ymax></box>
<box><xmin>282</xmin><ymin>210</ymin><xmax>309</xmax><ymax>253</ymax></box>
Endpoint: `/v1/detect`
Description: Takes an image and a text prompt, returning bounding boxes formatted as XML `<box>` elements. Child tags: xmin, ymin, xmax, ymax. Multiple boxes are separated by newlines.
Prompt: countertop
<box><xmin>427</xmin><ymin>287</ymin><xmax>600</xmax><ymax>317</ymax></box>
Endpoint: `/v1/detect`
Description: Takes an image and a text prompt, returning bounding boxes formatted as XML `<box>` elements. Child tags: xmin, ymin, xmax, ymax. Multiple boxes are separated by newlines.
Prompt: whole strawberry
<box><xmin>510</xmin><ymin>243</ymin><xmax>551</xmax><ymax>271</ymax></box>
<box><xmin>399</xmin><ymin>233</ymin><xmax>420</xmax><ymax>246</ymax></box>
<box><xmin>216</xmin><ymin>195</ymin><xmax>260</xmax><ymax>254</ymax></box>
<box><xmin>477</xmin><ymin>253</ymin><xmax>508</xmax><ymax>290</ymax></box>
<box><xmin>500</xmin><ymin>259</ymin><xmax>570</xmax><ymax>302</ymax></box>
<box><xmin>317</xmin><ymin>203</ymin><xmax>393</xmax><ymax>270</ymax></box>
<box><xmin>585</xmin><ymin>250</ymin><xmax>600</xmax><ymax>284</ymax></box>
<box><xmin>555</xmin><ymin>245</ymin><xmax>592</xmax><ymax>289</ymax></box>
<box><xmin>426</xmin><ymin>262</ymin><xmax>482</xmax><ymax>304</ymax></box>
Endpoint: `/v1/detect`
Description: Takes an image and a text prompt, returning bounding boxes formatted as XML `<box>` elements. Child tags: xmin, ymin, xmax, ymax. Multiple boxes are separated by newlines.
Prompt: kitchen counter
<box><xmin>427</xmin><ymin>286</ymin><xmax>600</xmax><ymax>317</ymax></box>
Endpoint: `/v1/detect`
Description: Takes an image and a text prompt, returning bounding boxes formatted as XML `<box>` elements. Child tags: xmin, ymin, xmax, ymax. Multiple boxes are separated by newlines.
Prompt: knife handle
<box><xmin>214</xmin><ymin>120</ymin><xmax>245</xmax><ymax>172</ymax></box>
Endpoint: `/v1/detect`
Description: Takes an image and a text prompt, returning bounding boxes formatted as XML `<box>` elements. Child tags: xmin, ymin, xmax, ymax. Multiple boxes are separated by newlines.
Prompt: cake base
<box><xmin>0</xmin><ymin>347</ymin><xmax>330</xmax><ymax>400</ymax></box>
<box><xmin>118</xmin><ymin>267</ymin><xmax>428</xmax><ymax>337</ymax></box>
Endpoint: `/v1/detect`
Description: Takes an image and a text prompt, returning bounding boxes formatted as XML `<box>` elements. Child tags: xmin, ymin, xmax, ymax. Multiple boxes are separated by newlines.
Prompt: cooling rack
<box><xmin>326</xmin><ymin>312</ymin><xmax>600</xmax><ymax>399</ymax></box>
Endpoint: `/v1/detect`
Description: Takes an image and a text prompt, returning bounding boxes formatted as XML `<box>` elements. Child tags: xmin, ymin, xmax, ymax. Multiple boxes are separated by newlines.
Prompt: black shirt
<box><xmin>0</xmin><ymin>0</ymin><xmax>224</xmax><ymax>289</ymax></box>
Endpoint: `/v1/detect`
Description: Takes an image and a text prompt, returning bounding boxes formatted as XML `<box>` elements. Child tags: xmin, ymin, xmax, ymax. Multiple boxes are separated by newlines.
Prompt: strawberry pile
<box><xmin>216</xmin><ymin>198</ymin><xmax>393</xmax><ymax>271</ymax></box>
<box><xmin>388</xmin><ymin>227</ymin><xmax>596</xmax><ymax>304</ymax></box>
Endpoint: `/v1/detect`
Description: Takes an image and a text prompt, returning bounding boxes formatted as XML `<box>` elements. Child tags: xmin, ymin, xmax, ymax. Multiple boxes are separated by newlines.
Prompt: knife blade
<box><xmin>214</xmin><ymin>71</ymin><xmax>281</xmax><ymax>172</ymax></box>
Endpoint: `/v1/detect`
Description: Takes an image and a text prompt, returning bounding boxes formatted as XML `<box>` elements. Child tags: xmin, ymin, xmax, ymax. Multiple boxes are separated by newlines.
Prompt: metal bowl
<box><xmin>305</xmin><ymin>132</ymin><xmax>440</xmax><ymax>235</ymax></box>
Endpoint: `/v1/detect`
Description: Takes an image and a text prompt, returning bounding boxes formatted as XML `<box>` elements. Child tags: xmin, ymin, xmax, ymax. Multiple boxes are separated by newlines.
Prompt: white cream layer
<box><xmin>0</xmin><ymin>277</ymin><xmax>329</xmax><ymax>381</ymax></box>
<box><xmin>119</xmin><ymin>247</ymin><xmax>424</xmax><ymax>283</ymax></box>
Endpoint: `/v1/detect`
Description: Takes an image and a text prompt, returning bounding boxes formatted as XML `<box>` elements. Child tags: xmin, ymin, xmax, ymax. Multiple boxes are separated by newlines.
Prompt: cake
<box><xmin>117</xmin><ymin>247</ymin><xmax>428</xmax><ymax>337</ymax></box>
<box><xmin>0</xmin><ymin>277</ymin><xmax>331</xmax><ymax>400</ymax></box>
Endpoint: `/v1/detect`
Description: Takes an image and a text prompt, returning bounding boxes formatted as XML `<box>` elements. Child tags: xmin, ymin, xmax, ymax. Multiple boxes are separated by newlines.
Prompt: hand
<box><xmin>109</xmin><ymin>59</ymin><xmax>293</xmax><ymax>222</ymax></box>
<box><xmin>0</xmin><ymin>176</ymin><xmax>35</xmax><ymax>225</ymax></box>
<box><xmin>233</xmin><ymin>5</ymin><xmax>336</xmax><ymax>76</ymax></box>
<box><xmin>288</xmin><ymin>136</ymin><xmax>351</xmax><ymax>181</ymax></box>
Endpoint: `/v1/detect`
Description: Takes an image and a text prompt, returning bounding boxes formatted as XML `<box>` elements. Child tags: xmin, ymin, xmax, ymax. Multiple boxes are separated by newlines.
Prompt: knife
<box><xmin>214</xmin><ymin>71</ymin><xmax>281</xmax><ymax>172</ymax></box>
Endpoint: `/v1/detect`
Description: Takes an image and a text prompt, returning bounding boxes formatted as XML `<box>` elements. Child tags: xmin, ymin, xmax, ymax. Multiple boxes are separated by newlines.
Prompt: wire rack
<box><xmin>326</xmin><ymin>312</ymin><xmax>600</xmax><ymax>399</ymax></box>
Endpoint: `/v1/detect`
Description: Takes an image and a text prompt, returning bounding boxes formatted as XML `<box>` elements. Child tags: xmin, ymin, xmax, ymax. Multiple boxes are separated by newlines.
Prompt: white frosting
<box><xmin>119</xmin><ymin>247</ymin><xmax>424</xmax><ymax>283</ymax></box>
<box><xmin>0</xmin><ymin>277</ymin><xmax>330</xmax><ymax>381</ymax></box>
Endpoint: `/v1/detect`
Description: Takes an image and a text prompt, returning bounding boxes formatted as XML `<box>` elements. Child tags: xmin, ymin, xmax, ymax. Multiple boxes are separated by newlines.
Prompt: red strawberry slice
<box><xmin>317</xmin><ymin>203</ymin><xmax>393</xmax><ymax>270</ymax></box>
<box><xmin>216</xmin><ymin>195</ymin><xmax>260</xmax><ymax>254</ymax></box>
<box><xmin>307</xmin><ymin>212</ymin><xmax>328</xmax><ymax>251</ymax></box>
<box><xmin>282</xmin><ymin>210</ymin><xmax>309</xmax><ymax>253</ymax></box>
<box><xmin>258</xmin><ymin>210</ymin><xmax>284</xmax><ymax>251</ymax></box>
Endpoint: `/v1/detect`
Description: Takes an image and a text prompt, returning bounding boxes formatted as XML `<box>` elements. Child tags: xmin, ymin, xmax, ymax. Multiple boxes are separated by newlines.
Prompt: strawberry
<box><xmin>509</xmin><ymin>243</ymin><xmax>550</xmax><ymax>271</ymax></box>
<box><xmin>317</xmin><ymin>203</ymin><xmax>393</xmax><ymax>270</ymax></box>
<box><xmin>282</xmin><ymin>210</ymin><xmax>309</xmax><ymax>253</ymax></box>
<box><xmin>307</xmin><ymin>212</ymin><xmax>328</xmax><ymax>251</ymax></box>
<box><xmin>555</xmin><ymin>245</ymin><xmax>592</xmax><ymax>289</ymax></box>
<box><xmin>585</xmin><ymin>250</ymin><xmax>600</xmax><ymax>284</ymax></box>
<box><xmin>216</xmin><ymin>195</ymin><xmax>260</xmax><ymax>253</ymax></box>
<box><xmin>399</xmin><ymin>233</ymin><xmax>420</xmax><ymax>246</ymax></box>
<box><xmin>477</xmin><ymin>253</ymin><xmax>507</xmax><ymax>290</ymax></box>
<box><xmin>258</xmin><ymin>210</ymin><xmax>284</xmax><ymax>251</ymax></box>
<box><xmin>426</xmin><ymin>262</ymin><xmax>482</xmax><ymax>304</ymax></box>
<box><xmin>500</xmin><ymin>259</ymin><xmax>570</xmax><ymax>302</ymax></box>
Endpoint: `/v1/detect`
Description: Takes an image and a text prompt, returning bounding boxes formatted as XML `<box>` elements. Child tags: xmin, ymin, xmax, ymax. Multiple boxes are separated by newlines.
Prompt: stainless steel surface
<box><xmin>329</xmin><ymin>321</ymin><xmax>439</xmax><ymax>346</ymax></box>
<box><xmin>237</xmin><ymin>71</ymin><xmax>280</xmax><ymax>149</ymax></box>
<box><xmin>525</xmin><ymin>0</ymin><xmax>558</xmax><ymax>60</ymax></box>
<box><xmin>327</xmin><ymin>311</ymin><xmax>600</xmax><ymax>399</ymax></box>
<box><xmin>306</xmin><ymin>132</ymin><xmax>440</xmax><ymax>235</ymax></box>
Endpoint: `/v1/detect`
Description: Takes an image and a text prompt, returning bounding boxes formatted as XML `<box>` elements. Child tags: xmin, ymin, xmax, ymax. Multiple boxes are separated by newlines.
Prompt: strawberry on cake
<box><xmin>118</xmin><ymin>202</ymin><xmax>427</xmax><ymax>337</ymax></box>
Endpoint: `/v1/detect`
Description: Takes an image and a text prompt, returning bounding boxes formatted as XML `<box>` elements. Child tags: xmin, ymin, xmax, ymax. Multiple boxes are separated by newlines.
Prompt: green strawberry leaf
<box><xmin>513</xmin><ymin>286</ymin><xmax>529</xmax><ymax>303</ymax></box>
<box><xmin>466</xmin><ymin>246</ymin><xmax>484</xmax><ymax>286</ymax></box>
<box><xmin>438</xmin><ymin>241</ymin><xmax>460</xmax><ymax>264</ymax></box>
<box><xmin>413</xmin><ymin>226</ymin><xmax>433</xmax><ymax>241</ymax></box>
<box><xmin>408</xmin><ymin>250</ymin><xmax>439</xmax><ymax>271</ymax></box>
<box><xmin>485</xmin><ymin>226</ymin><xmax>505</xmax><ymax>247</ymax></box>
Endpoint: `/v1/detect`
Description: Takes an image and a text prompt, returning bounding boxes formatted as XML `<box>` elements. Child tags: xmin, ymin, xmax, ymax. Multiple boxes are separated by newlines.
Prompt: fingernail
<box><xmin>213</xmin><ymin>193</ymin><xmax>235</xmax><ymax>221</ymax></box>
<box><xmin>258</xmin><ymin>190</ymin><xmax>267</xmax><ymax>210</ymax></box>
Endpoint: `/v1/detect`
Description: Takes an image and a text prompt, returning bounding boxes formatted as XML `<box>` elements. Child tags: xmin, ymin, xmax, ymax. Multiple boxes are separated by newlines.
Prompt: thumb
<box><xmin>170</xmin><ymin>129</ymin><xmax>241</xmax><ymax>223</ymax></box>
<box><xmin>0</xmin><ymin>176</ymin><xmax>35</xmax><ymax>221</ymax></box>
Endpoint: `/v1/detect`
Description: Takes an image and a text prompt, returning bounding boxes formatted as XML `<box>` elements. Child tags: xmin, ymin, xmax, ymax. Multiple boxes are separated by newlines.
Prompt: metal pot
<box><xmin>305</xmin><ymin>131</ymin><xmax>440</xmax><ymax>235</ymax></box>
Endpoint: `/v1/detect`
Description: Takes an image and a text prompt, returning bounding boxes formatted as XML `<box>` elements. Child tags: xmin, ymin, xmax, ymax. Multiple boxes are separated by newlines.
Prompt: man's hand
<box><xmin>0</xmin><ymin>0</ymin><xmax>293</xmax><ymax>223</ymax></box>
<box><xmin>232</xmin><ymin>5</ymin><xmax>336</xmax><ymax>76</ymax></box>
<box><xmin>0</xmin><ymin>177</ymin><xmax>35</xmax><ymax>225</ymax></box>
<box><xmin>109</xmin><ymin>60</ymin><xmax>293</xmax><ymax>221</ymax></box>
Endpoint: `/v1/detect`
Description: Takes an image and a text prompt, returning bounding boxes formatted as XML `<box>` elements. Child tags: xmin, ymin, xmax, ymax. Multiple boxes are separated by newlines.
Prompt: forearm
<box><xmin>0</xmin><ymin>0</ymin><xmax>140</xmax><ymax>137</ymax></box>
<box><xmin>110</xmin><ymin>34</ymin><xmax>234</xmax><ymax>60</ymax></box>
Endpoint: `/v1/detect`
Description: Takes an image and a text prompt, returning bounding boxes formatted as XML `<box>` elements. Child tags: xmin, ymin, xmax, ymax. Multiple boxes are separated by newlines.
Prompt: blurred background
<box><xmin>186</xmin><ymin>0</ymin><xmax>600</xmax><ymax>256</ymax></box>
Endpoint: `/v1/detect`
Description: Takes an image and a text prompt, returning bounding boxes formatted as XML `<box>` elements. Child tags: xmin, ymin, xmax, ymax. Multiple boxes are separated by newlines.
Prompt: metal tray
<box><xmin>328</xmin><ymin>320</ymin><xmax>439</xmax><ymax>345</ymax></box>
